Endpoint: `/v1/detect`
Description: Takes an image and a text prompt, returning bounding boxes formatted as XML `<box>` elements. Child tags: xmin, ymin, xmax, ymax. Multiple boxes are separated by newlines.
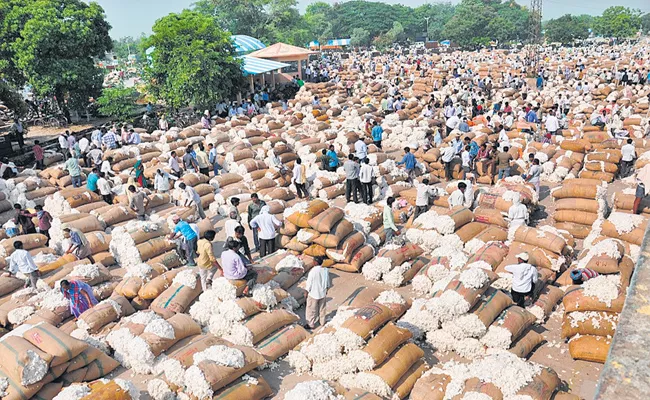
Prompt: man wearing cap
<box><xmin>505</xmin><ymin>252</ymin><xmax>538</xmax><ymax>307</ymax></box>
<box><xmin>570</xmin><ymin>268</ymin><xmax>599</xmax><ymax>285</ymax></box>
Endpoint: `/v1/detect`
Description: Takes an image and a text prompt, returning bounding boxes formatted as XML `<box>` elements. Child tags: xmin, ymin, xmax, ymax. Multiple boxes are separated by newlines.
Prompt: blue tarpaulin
<box><xmin>239</xmin><ymin>55</ymin><xmax>290</xmax><ymax>75</ymax></box>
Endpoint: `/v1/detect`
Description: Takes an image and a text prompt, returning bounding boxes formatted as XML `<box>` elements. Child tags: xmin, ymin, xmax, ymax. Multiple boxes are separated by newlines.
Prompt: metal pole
<box><xmin>425</xmin><ymin>17</ymin><xmax>430</xmax><ymax>42</ymax></box>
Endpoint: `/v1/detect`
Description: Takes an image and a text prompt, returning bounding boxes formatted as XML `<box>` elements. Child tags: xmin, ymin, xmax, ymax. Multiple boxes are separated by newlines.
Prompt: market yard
<box><xmin>1</xmin><ymin>5</ymin><xmax>650</xmax><ymax>398</ymax></box>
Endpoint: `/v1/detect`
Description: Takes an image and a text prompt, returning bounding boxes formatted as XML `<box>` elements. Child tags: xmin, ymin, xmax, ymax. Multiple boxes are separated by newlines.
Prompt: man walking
<box><xmin>169</xmin><ymin>216</ymin><xmax>198</xmax><ymax>266</ymax></box>
<box><xmin>344</xmin><ymin>155</ymin><xmax>361</xmax><ymax>203</ymax></box>
<box><xmin>247</xmin><ymin>193</ymin><xmax>266</xmax><ymax>252</ymax></box>
<box><xmin>305</xmin><ymin>256</ymin><xmax>331</xmax><ymax>330</ymax></box>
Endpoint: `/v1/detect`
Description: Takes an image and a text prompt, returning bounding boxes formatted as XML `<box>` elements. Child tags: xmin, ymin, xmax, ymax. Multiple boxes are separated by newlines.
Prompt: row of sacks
<box><xmin>286</xmin><ymin>291</ymin><xmax>428</xmax><ymax>399</ymax></box>
<box><xmin>0</xmin><ymin>322</ymin><xmax>120</xmax><ymax>400</ymax></box>
<box><xmin>551</xmin><ymin>178</ymin><xmax>608</xmax><ymax>239</ymax></box>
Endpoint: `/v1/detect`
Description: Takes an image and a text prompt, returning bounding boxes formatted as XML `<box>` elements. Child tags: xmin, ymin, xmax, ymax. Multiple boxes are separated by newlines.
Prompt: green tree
<box><xmin>442</xmin><ymin>0</ymin><xmax>494</xmax><ymax>48</ymax></box>
<box><xmin>641</xmin><ymin>13</ymin><xmax>650</xmax><ymax>33</ymax></box>
<box><xmin>545</xmin><ymin>14</ymin><xmax>591</xmax><ymax>43</ymax></box>
<box><xmin>112</xmin><ymin>34</ymin><xmax>147</xmax><ymax>61</ymax></box>
<box><xmin>350</xmin><ymin>28</ymin><xmax>371</xmax><ymax>47</ymax></box>
<box><xmin>0</xmin><ymin>82</ymin><xmax>28</xmax><ymax>118</ymax></box>
<box><xmin>0</xmin><ymin>0</ymin><xmax>112</xmax><ymax>119</ymax></box>
<box><xmin>594</xmin><ymin>6</ymin><xmax>642</xmax><ymax>38</ymax></box>
<box><xmin>304</xmin><ymin>2</ymin><xmax>333</xmax><ymax>41</ymax></box>
<box><xmin>413</xmin><ymin>3</ymin><xmax>456</xmax><ymax>41</ymax></box>
<box><xmin>96</xmin><ymin>87</ymin><xmax>139</xmax><ymax>121</ymax></box>
<box><xmin>387</xmin><ymin>21</ymin><xmax>405</xmax><ymax>43</ymax></box>
<box><xmin>143</xmin><ymin>10</ymin><xmax>245</xmax><ymax>110</ymax></box>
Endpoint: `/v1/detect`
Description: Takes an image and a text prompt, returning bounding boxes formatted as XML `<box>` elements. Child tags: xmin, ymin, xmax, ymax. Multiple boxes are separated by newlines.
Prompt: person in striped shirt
<box><xmin>570</xmin><ymin>268</ymin><xmax>599</xmax><ymax>285</ymax></box>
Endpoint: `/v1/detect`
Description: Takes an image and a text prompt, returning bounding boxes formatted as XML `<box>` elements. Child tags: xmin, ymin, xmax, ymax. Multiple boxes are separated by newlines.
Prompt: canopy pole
<box><xmin>298</xmin><ymin>59</ymin><xmax>303</xmax><ymax>79</ymax></box>
<box><xmin>250</xmin><ymin>75</ymin><xmax>254</xmax><ymax>94</ymax></box>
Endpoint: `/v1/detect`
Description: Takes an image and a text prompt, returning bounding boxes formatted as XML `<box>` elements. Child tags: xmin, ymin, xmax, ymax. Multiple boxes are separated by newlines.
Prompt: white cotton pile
<box><xmin>582</xmin><ymin>274</ymin><xmax>621</xmax><ymax>306</ymax></box>
<box><xmin>156</xmin><ymin>358</ymin><xmax>186</xmax><ymax>388</ymax></box>
<box><xmin>362</xmin><ymin>256</ymin><xmax>393</xmax><ymax>281</ymax></box>
<box><xmin>283</xmin><ymin>201</ymin><xmax>309</xmax><ymax>218</ymax></box>
<box><xmin>325</xmin><ymin>307</ymin><xmax>357</xmax><ymax>329</ymax></box>
<box><xmin>480</xmin><ymin>326</ymin><xmax>512</xmax><ymax>349</ymax></box>
<box><xmin>223</xmin><ymin>323</ymin><xmax>254</xmax><ymax>346</ymax></box>
<box><xmin>375</xmin><ymin>290</ymin><xmax>406</xmax><ymax>305</ymax></box>
<box><xmin>52</xmin><ymin>384</ymin><xmax>91</xmax><ymax>400</ymax></box>
<box><xmin>576</xmin><ymin>238</ymin><xmax>622</xmax><ymax>270</ymax></box>
<box><xmin>284</xmin><ymin>380</ymin><xmax>339</xmax><ymax>400</ymax></box>
<box><xmin>125</xmin><ymin>263</ymin><xmax>154</xmax><ymax>279</ymax></box>
<box><xmin>459</xmin><ymin>268</ymin><xmax>489</xmax><ymax>289</ymax></box>
<box><xmin>464</xmin><ymin>238</ymin><xmax>486</xmax><ymax>255</ymax></box>
<box><xmin>333</xmin><ymin>327</ymin><xmax>365</xmax><ymax>352</ymax></box>
<box><xmin>340</xmin><ymin>372</ymin><xmax>393</xmax><ymax>398</ymax></box>
<box><xmin>184</xmin><ymin>365</ymin><xmax>214</xmax><ymax>400</ymax></box>
<box><xmin>430</xmin><ymin>242</ymin><xmax>468</xmax><ymax>268</ymax></box>
<box><xmin>443</xmin><ymin>314</ymin><xmax>488</xmax><ymax>340</ymax></box>
<box><xmin>114</xmin><ymin>379</ymin><xmax>141</xmax><ymax>400</ymax></box>
<box><xmin>412</xmin><ymin>210</ymin><xmax>440</xmax><ymax>230</ymax></box>
<box><xmin>461</xmin><ymin>392</ymin><xmax>492</xmax><ymax>400</ymax></box>
<box><xmin>8</xmin><ymin>306</ymin><xmax>35</xmax><ymax>326</ymax></box>
<box><xmin>0</xmin><ymin>377</ymin><xmax>7</xmax><ymax>397</ymax></box>
<box><xmin>251</xmin><ymin>282</ymin><xmax>279</xmax><ymax>308</ymax></box>
<box><xmin>29</xmin><ymin>288</ymin><xmax>68</xmax><ymax>311</ymax></box>
<box><xmin>608</xmin><ymin>211</ymin><xmax>645</xmax><ymax>235</ymax></box>
<box><xmin>17</xmin><ymin>349</ymin><xmax>49</xmax><ymax>386</ymax></box>
<box><xmin>172</xmin><ymin>269</ymin><xmax>198</xmax><ymax>289</ymax></box>
<box><xmin>144</xmin><ymin>319</ymin><xmax>175</xmax><ymax>340</ymax></box>
<box><xmin>193</xmin><ymin>345</ymin><xmax>245</xmax><ymax>368</ymax></box>
<box><xmin>124</xmin><ymin>310</ymin><xmax>162</xmax><ymax>325</ymax></box>
<box><xmin>43</xmin><ymin>192</ymin><xmax>73</xmax><ymax>218</ymax></box>
<box><xmin>32</xmin><ymin>252</ymin><xmax>58</xmax><ymax>265</ymax></box>
<box><xmin>382</xmin><ymin>262</ymin><xmax>412</xmax><ymax>287</ymax></box>
<box><xmin>406</xmin><ymin>228</ymin><xmax>442</xmax><ymax>253</ymax></box>
<box><xmin>70</xmin><ymin>328</ymin><xmax>110</xmax><ymax>354</ymax></box>
<box><xmin>70</xmin><ymin>263</ymin><xmax>101</xmax><ymax>280</ymax></box>
<box><xmin>275</xmin><ymin>254</ymin><xmax>303</xmax><ymax>271</ymax></box>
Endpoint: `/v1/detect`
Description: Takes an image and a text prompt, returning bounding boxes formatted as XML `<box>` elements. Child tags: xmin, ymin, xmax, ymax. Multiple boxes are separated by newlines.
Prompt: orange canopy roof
<box><xmin>248</xmin><ymin>42</ymin><xmax>314</xmax><ymax>59</ymax></box>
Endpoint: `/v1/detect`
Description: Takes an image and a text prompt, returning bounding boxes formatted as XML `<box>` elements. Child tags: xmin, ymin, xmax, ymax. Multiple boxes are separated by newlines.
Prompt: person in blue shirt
<box><xmin>458</xmin><ymin>117</ymin><xmax>470</xmax><ymax>133</ymax></box>
<box><xmin>86</xmin><ymin>168</ymin><xmax>99</xmax><ymax>194</ymax></box>
<box><xmin>526</xmin><ymin>108</ymin><xmax>539</xmax><ymax>123</ymax></box>
<box><xmin>371</xmin><ymin>121</ymin><xmax>383</xmax><ymax>149</ymax></box>
<box><xmin>326</xmin><ymin>145</ymin><xmax>339</xmax><ymax>172</ymax></box>
<box><xmin>397</xmin><ymin>147</ymin><xmax>417</xmax><ymax>182</ymax></box>
<box><xmin>536</xmin><ymin>74</ymin><xmax>543</xmax><ymax>89</ymax></box>
<box><xmin>466</xmin><ymin>137</ymin><xmax>479</xmax><ymax>161</ymax></box>
<box><xmin>169</xmin><ymin>216</ymin><xmax>199</xmax><ymax>266</ymax></box>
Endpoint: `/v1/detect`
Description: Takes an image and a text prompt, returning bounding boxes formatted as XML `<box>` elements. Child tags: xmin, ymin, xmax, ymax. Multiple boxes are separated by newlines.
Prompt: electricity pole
<box><xmin>528</xmin><ymin>0</ymin><xmax>543</xmax><ymax>73</ymax></box>
<box><xmin>425</xmin><ymin>17</ymin><xmax>430</xmax><ymax>42</ymax></box>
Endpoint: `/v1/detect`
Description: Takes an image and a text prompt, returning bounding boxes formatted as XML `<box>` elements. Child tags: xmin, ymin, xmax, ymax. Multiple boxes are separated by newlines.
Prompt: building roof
<box><xmin>239</xmin><ymin>55</ymin><xmax>289</xmax><ymax>75</ymax></box>
<box><xmin>232</xmin><ymin>35</ymin><xmax>266</xmax><ymax>53</ymax></box>
<box><xmin>248</xmin><ymin>42</ymin><xmax>314</xmax><ymax>59</ymax></box>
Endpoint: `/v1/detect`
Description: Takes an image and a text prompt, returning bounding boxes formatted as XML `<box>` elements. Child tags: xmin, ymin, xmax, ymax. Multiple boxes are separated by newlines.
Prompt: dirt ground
<box><xmin>108</xmin><ymin>176</ymin><xmax>629</xmax><ymax>399</ymax></box>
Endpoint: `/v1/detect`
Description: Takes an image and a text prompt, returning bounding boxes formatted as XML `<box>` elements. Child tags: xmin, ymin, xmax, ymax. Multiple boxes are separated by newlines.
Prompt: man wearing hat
<box><xmin>505</xmin><ymin>252</ymin><xmax>538</xmax><ymax>307</ymax></box>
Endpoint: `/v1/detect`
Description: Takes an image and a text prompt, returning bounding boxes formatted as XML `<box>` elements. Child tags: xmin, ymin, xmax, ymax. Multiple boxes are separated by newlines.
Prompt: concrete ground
<box><xmin>108</xmin><ymin>176</ymin><xmax>629</xmax><ymax>399</ymax></box>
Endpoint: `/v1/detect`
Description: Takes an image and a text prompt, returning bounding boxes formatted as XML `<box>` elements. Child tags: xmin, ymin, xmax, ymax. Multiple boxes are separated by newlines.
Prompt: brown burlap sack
<box><xmin>150</xmin><ymin>281</ymin><xmax>203</xmax><ymax>319</ymax></box>
<box><xmin>308</xmin><ymin>206</ymin><xmax>345</xmax><ymax>233</ymax></box>
<box><xmin>410</xmin><ymin>373</ymin><xmax>450</xmax><ymax>400</ymax></box>
<box><xmin>467</xmin><ymin>241</ymin><xmax>509</xmax><ymax>269</ymax></box>
<box><xmin>23</xmin><ymin>322</ymin><xmax>88</xmax><ymax>367</ymax></box>
<box><xmin>562</xmin><ymin>287</ymin><xmax>625</xmax><ymax>313</ymax></box>
<box><xmin>362</xmin><ymin>322</ymin><xmax>412</xmax><ymax>367</ymax></box>
<box><xmin>138</xmin><ymin>268</ymin><xmax>186</xmax><ymax>300</ymax></box>
<box><xmin>244</xmin><ymin>309</ymin><xmax>299</xmax><ymax>345</ymax></box>
<box><xmin>194</xmin><ymin>345</ymin><xmax>266</xmax><ymax>393</ymax></box>
<box><xmin>256</xmin><ymin>324</ymin><xmax>309</xmax><ymax>361</ymax></box>
<box><xmin>455</xmin><ymin>377</ymin><xmax>503</xmax><ymax>400</ymax></box>
<box><xmin>369</xmin><ymin>343</ymin><xmax>424</xmax><ymax>388</ymax></box>
<box><xmin>212</xmin><ymin>373</ymin><xmax>272</xmax><ymax>400</ymax></box>
<box><xmin>561</xmin><ymin>311</ymin><xmax>618</xmax><ymax>339</ymax></box>
<box><xmin>141</xmin><ymin>313</ymin><xmax>202</xmax><ymax>356</ymax></box>
<box><xmin>0</xmin><ymin>336</ymin><xmax>53</xmax><ymax>386</ymax></box>
<box><xmin>393</xmin><ymin>360</ymin><xmax>429</xmax><ymax>399</ymax></box>
<box><xmin>515</xmin><ymin>367</ymin><xmax>560</xmax><ymax>398</ymax></box>
<box><xmin>341</xmin><ymin>303</ymin><xmax>393</xmax><ymax>339</ymax></box>
<box><xmin>508</xmin><ymin>329</ymin><xmax>545</xmax><ymax>358</ymax></box>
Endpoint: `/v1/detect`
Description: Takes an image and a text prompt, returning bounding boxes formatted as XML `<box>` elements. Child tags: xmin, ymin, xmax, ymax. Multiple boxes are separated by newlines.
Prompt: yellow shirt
<box><xmin>196</xmin><ymin>239</ymin><xmax>217</xmax><ymax>269</ymax></box>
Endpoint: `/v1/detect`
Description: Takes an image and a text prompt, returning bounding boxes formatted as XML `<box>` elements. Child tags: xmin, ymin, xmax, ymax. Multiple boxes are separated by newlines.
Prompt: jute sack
<box><xmin>561</xmin><ymin>311</ymin><xmax>618</xmax><ymax>339</ymax></box>
<box><xmin>137</xmin><ymin>237</ymin><xmax>177</xmax><ymax>261</ymax></box>
<box><xmin>454</xmin><ymin>222</ymin><xmax>488</xmax><ymax>243</ymax></box>
<box><xmin>454</xmin><ymin>378</ymin><xmax>503</xmax><ymax>399</ymax></box>
<box><xmin>138</xmin><ymin>268</ymin><xmax>186</xmax><ymax>300</ymax></box>
<box><xmin>75</xmin><ymin>201</ymin><xmax>109</xmax><ymax>214</ymax></box>
<box><xmin>341</xmin><ymin>303</ymin><xmax>394</xmax><ymax>339</ymax></box>
<box><xmin>308</xmin><ymin>207</ymin><xmax>345</xmax><ymax>233</ymax></box>
<box><xmin>343</xmin><ymin>389</ymin><xmax>382</xmax><ymax>399</ymax></box>
<box><xmin>194</xmin><ymin>345</ymin><xmax>266</xmax><ymax>393</ymax></box>
<box><xmin>601</xmin><ymin>220</ymin><xmax>647</xmax><ymax>245</ymax></box>
<box><xmin>286</xmin><ymin>200</ymin><xmax>329</xmax><ymax>228</ymax></box>
<box><xmin>378</xmin><ymin>244</ymin><xmax>423</xmax><ymax>266</ymax></box>
<box><xmin>562</xmin><ymin>287</ymin><xmax>625</xmax><ymax>313</ymax></box>
<box><xmin>127</xmin><ymin>223</ymin><xmax>171</xmax><ymax>245</ymax></box>
<box><xmin>473</xmin><ymin>207</ymin><xmax>508</xmax><ymax>228</ymax></box>
<box><xmin>212</xmin><ymin>373</ymin><xmax>272</xmax><ymax>400</ymax></box>
<box><xmin>439</xmin><ymin>274</ymin><xmax>496</xmax><ymax>308</ymax></box>
<box><xmin>23</xmin><ymin>322</ymin><xmax>88</xmax><ymax>366</ymax></box>
<box><xmin>340</xmin><ymin>286</ymin><xmax>382</xmax><ymax>309</ymax></box>
<box><xmin>2</xmin><ymin>233</ymin><xmax>48</xmax><ymax>257</ymax></box>
<box><xmin>32</xmin><ymin>382</ymin><xmax>63</xmax><ymax>400</ymax></box>
<box><xmin>361</xmin><ymin>322</ymin><xmax>412</xmax><ymax>368</ymax></box>
<box><xmin>256</xmin><ymin>324</ymin><xmax>309</xmax><ymax>361</ymax></box>
<box><xmin>467</xmin><ymin>241</ymin><xmax>509</xmax><ymax>269</ymax></box>
<box><xmin>303</xmin><ymin>243</ymin><xmax>327</xmax><ymax>257</ymax></box>
<box><xmin>244</xmin><ymin>309</ymin><xmax>299</xmax><ymax>345</ymax></box>
<box><xmin>369</xmin><ymin>343</ymin><xmax>424</xmax><ymax>389</ymax></box>
<box><xmin>279</xmin><ymin>220</ymin><xmax>299</xmax><ymax>236</ymax></box>
<box><xmin>410</xmin><ymin>373</ymin><xmax>451</xmax><ymax>400</ymax></box>
<box><xmin>579</xmin><ymin>170</ymin><xmax>614</xmax><ymax>183</ymax></box>
<box><xmin>490</xmin><ymin>306</ymin><xmax>536</xmax><ymax>344</ymax></box>
<box><xmin>82</xmin><ymin>380</ymin><xmax>132</xmax><ymax>400</ymax></box>
<box><xmin>83</xmin><ymin>352</ymin><xmax>121</xmax><ymax>381</ymax></box>
<box><xmin>313</xmin><ymin>219</ymin><xmax>354</xmax><ymax>248</ymax></box>
<box><xmin>515</xmin><ymin>367</ymin><xmax>560</xmax><ymax>399</ymax></box>
<box><xmin>508</xmin><ymin>329</ymin><xmax>545</xmax><ymax>358</ymax></box>
<box><xmin>0</xmin><ymin>336</ymin><xmax>53</xmax><ymax>386</ymax></box>
<box><xmin>78</xmin><ymin>296</ymin><xmax>135</xmax><ymax>334</ymax></box>
<box><xmin>582</xmin><ymin>255</ymin><xmax>620</xmax><ymax>274</ymax></box>
<box><xmin>0</xmin><ymin>276</ymin><xmax>24</xmax><ymax>297</ymax></box>
<box><xmin>348</xmin><ymin>244</ymin><xmax>375</xmax><ymax>272</ymax></box>
<box><xmin>63</xmin><ymin>214</ymin><xmax>105</xmax><ymax>234</ymax></box>
<box><xmin>165</xmin><ymin>335</ymin><xmax>233</xmax><ymax>367</ymax></box>
<box><xmin>66</xmin><ymin>346</ymin><xmax>102</xmax><ymax>373</ymax></box>
<box><xmin>551</xmin><ymin>183</ymin><xmax>600</xmax><ymax>199</ymax></box>
<box><xmin>554</xmin><ymin>209</ymin><xmax>598</xmax><ymax>227</ymax></box>
<box><xmin>393</xmin><ymin>360</ymin><xmax>429</xmax><ymax>399</ymax></box>
<box><xmin>141</xmin><ymin>313</ymin><xmax>202</xmax><ymax>356</ymax></box>
<box><xmin>554</xmin><ymin>222</ymin><xmax>591</xmax><ymax>239</ymax></box>
<box><xmin>0</xmin><ymin>367</ymin><xmax>48</xmax><ymax>400</ymax></box>
<box><xmin>554</xmin><ymin>198</ymin><xmax>601</xmax><ymax>213</ymax></box>
<box><xmin>93</xmin><ymin>205</ymin><xmax>136</xmax><ymax>226</ymax></box>
<box><xmin>283</xmin><ymin>237</ymin><xmax>309</xmax><ymax>252</ymax></box>
<box><xmin>296</xmin><ymin>228</ymin><xmax>321</xmax><ymax>244</ymax></box>
<box><xmin>472</xmin><ymin>226</ymin><xmax>508</xmax><ymax>243</ymax></box>
<box><xmin>325</xmin><ymin>231</ymin><xmax>365</xmax><ymax>262</ymax></box>
<box><xmin>531</xmin><ymin>285</ymin><xmax>563</xmax><ymax>321</ymax></box>
<box><xmin>150</xmin><ymin>280</ymin><xmax>203</xmax><ymax>319</ymax></box>
<box><xmin>399</xmin><ymin>256</ymin><xmax>431</xmax><ymax>285</ymax></box>
<box><xmin>513</xmin><ymin>226</ymin><xmax>567</xmax><ymax>255</ymax></box>
<box><xmin>115</xmin><ymin>276</ymin><xmax>145</xmax><ymax>299</ymax></box>
<box><xmin>66</xmin><ymin>191</ymin><xmax>102</xmax><ymax>208</ymax></box>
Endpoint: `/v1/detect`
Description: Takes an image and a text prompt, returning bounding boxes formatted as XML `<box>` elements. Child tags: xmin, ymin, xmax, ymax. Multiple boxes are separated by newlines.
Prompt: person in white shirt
<box><xmin>179</xmin><ymin>182</ymin><xmax>206</xmax><ymax>220</ymax></box>
<box><xmin>87</xmin><ymin>146</ymin><xmax>103</xmax><ymax>168</ymax></box>
<box><xmin>414</xmin><ymin>178</ymin><xmax>435</xmax><ymax>219</ymax></box>
<box><xmin>250</xmin><ymin>206</ymin><xmax>282</xmax><ymax>257</ymax></box>
<box><xmin>441</xmin><ymin>146</ymin><xmax>456</xmax><ymax>181</ymax></box>
<box><xmin>507</xmin><ymin>193</ymin><xmax>529</xmax><ymax>228</ymax></box>
<box><xmin>292</xmin><ymin>158</ymin><xmax>309</xmax><ymax>199</ymax></box>
<box><xmin>524</xmin><ymin>158</ymin><xmax>542</xmax><ymax>194</ymax></box>
<box><xmin>359</xmin><ymin>158</ymin><xmax>374</xmax><ymax>205</ymax></box>
<box><xmin>3</xmin><ymin>241</ymin><xmax>39</xmax><ymax>288</ymax></box>
<box><xmin>153</xmin><ymin>169</ymin><xmax>176</xmax><ymax>193</ymax></box>
<box><xmin>498</xmin><ymin>126</ymin><xmax>510</xmax><ymax>150</ymax></box>
<box><xmin>504</xmin><ymin>112</ymin><xmax>514</xmax><ymax>130</ymax></box>
<box><xmin>620</xmin><ymin>138</ymin><xmax>636</xmax><ymax>178</ymax></box>
<box><xmin>461</xmin><ymin>145</ymin><xmax>471</xmax><ymax>180</ymax></box>
<box><xmin>168</xmin><ymin>151</ymin><xmax>181</xmax><ymax>177</ymax></box>
<box><xmin>355</xmin><ymin>138</ymin><xmax>368</xmax><ymax>161</ymax></box>
<box><xmin>545</xmin><ymin>112</ymin><xmax>559</xmax><ymax>135</ymax></box>
<box><xmin>448</xmin><ymin>182</ymin><xmax>467</xmax><ymax>209</ymax></box>
<box><xmin>505</xmin><ymin>252</ymin><xmax>538</xmax><ymax>307</ymax></box>
<box><xmin>58</xmin><ymin>133</ymin><xmax>69</xmax><ymax>160</ymax></box>
<box><xmin>100</xmin><ymin>157</ymin><xmax>114</xmax><ymax>177</ymax></box>
<box><xmin>224</xmin><ymin>211</ymin><xmax>242</xmax><ymax>239</ymax></box>
<box><xmin>463</xmin><ymin>176</ymin><xmax>475</xmax><ymax>209</ymax></box>
<box><xmin>305</xmin><ymin>256</ymin><xmax>331</xmax><ymax>329</ymax></box>
<box><xmin>445</xmin><ymin>114</ymin><xmax>460</xmax><ymax>137</ymax></box>
<box><xmin>96</xmin><ymin>172</ymin><xmax>113</xmax><ymax>204</ymax></box>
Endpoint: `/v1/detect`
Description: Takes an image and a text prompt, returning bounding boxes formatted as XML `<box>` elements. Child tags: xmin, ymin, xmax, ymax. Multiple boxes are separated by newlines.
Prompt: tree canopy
<box><xmin>545</xmin><ymin>14</ymin><xmax>592</xmax><ymax>43</ymax></box>
<box><xmin>143</xmin><ymin>10</ymin><xmax>245</xmax><ymax>110</ymax></box>
<box><xmin>0</xmin><ymin>0</ymin><xmax>112</xmax><ymax>115</ymax></box>
<box><xmin>96</xmin><ymin>87</ymin><xmax>139</xmax><ymax>121</ymax></box>
<box><xmin>594</xmin><ymin>6</ymin><xmax>642</xmax><ymax>38</ymax></box>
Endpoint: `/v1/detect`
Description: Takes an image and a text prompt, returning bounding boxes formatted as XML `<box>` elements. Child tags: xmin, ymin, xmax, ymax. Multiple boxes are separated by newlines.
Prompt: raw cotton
<box><xmin>0</xmin><ymin>377</ymin><xmax>7</xmax><ymax>397</ymax></box>
<box><xmin>29</xmin><ymin>289</ymin><xmax>69</xmax><ymax>311</ymax></box>
<box><xmin>125</xmin><ymin>263</ymin><xmax>155</xmax><ymax>279</ymax></box>
<box><xmin>223</xmin><ymin>323</ymin><xmax>254</xmax><ymax>346</ymax></box>
<box><xmin>147</xmin><ymin>379</ymin><xmax>175</xmax><ymax>400</ymax></box>
<box><xmin>375</xmin><ymin>290</ymin><xmax>406</xmax><ymax>305</ymax></box>
<box><xmin>284</xmin><ymin>380</ymin><xmax>339</xmax><ymax>400</ymax></box>
<box><xmin>252</xmin><ymin>282</ymin><xmax>280</xmax><ymax>308</ymax></box>
<box><xmin>295</xmin><ymin>333</ymin><xmax>343</xmax><ymax>364</ymax></box>
<box><xmin>362</xmin><ymin>257</ymin><xmax>393</xmax><ymax>281</ymax></box>
<box><xmin>286</xmin><ymin>350</ymin><xmax>312</xmax><ymax>374</ymax></box>
<box><xmin>114</xmin><ymin>379</ymin><xmax>141</xmax><ymax>400</ymax></box>
<box><xmin>608</xmin><ymin>211</ymin><xmax>645</xmax><ymax>235</ymax></box>
<box><xmin>124</xmin><ymin>310</ymin><xmax>162</xmax><ymax>326</ymax></box>
<box><xmin>183</xmin><ymin>365</ymin><xmax>213</xmax><ymax>400</ymax></box>
<box><xmin>156</xmin><ymin>358</ymin><xmax>186</xmax><ymax>387</ymax></box>
<box><xmin>443</xmin><ymin>314</ymin><xmax>488</xmax><ymax>340</ymax></box>
<box><xmin>340</xmin><ymin>372</ymin><xmax>393</xmax><ymax>398</ymax></box>
<box><xmin>172</xmin><ymin>269</ymin><xmax>198</xmax><ymax>289</ymax></box>
<box><xmin>582</xmin><ymin>275</ymin><xmax>621</xmax><ymax>306</ymax></box>
<box><xmin>70</xmin><ymin>263</ymin><xmax>101</xmax><ymax>280</ymax></box>
<box><xmin>70</xmin><ymin>329</ymin><xmax>110</xmax><ymax>354</ymax></box>
<box><xmin>53</xmin><ymin>384</ymin><xmax>91</xmax><ymax>400</ymax></box>
<box><xmin>7</xmin><ymin>306</ymin><xmax>35</xmax><ymax>325</ymax></box>
<box><xmin>458</xmin><ymin>268</ymin><xmax>489</xmax><ymax>289</ymax></box>
<box><xmin>193</xmin><ymin>345</ymin><xmax>245</xmax><ymax>368</ymax></box>
<box><xmin>18</xmin><ymin>349</ymin><xmax>49</xmax><ymax>386</ymax></box>
<box><xmin>276</xmin><ymin>254</ymin><xmax>303</xmax><ymax>271</ymax></box>
<box><xmin>406</xmin><ymin>228</ymin><xmax>443</xmax><ymax>253</ymax></box>
<box><xmin>333</xmin><ymin>327</ymin><xmax>365</xmax><ymax>352</ymax></box>
<box><xmin>382</xmin><ymin>262</ymin><xmax>412</xmax><ymax>287</ymax></box>
<box><xmin>144</xmin><ymin>319</ymin><xmax>176</xmax><ymax>340</ymax></box>
<box><xmin>480</xmin><ymin>326</ymin><xmax>512</xmax><ymax>350</ymax></box>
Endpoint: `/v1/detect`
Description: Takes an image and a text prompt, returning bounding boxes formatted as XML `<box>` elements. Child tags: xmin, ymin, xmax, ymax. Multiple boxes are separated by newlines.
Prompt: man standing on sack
<box><xmin>504</xmin><ymin>252</ymin><xmax>538</xmax><ymax>307</ymax></box>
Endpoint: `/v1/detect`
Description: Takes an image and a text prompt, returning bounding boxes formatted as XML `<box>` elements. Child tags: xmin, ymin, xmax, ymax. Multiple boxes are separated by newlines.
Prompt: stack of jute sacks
<box><xmin>0</xmin><ymin>322</ymin><xmax>120</xmax><ymax>400</ymax></box>
<box><xmin>287</xmin><ymin>291</ymin><xmax>426</xmax><ymax>399</ymax></box>
<box><xmin>52</xmin><ymin>378</ymin><xmax>140</xmax><ymax>400</ymax></box>
<box><xmin>551</xmin><ymin>178</ymin><xmax>607</xmax><ymax>239</ymax></box>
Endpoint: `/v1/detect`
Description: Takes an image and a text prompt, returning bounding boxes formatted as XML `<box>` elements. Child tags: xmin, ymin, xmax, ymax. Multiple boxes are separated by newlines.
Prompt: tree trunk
<box><xmin>55</xmin><ymin>87</ymin><xmax>72</xmax><ymax>123</ymax></box>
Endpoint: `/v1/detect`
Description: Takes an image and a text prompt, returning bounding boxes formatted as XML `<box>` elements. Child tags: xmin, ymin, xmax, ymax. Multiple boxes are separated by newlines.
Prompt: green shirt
<box><xmin>65</xmin><ymin>158</ymin><xmax>82</xmax><ymax>177</ymax></box>
<box><xmin>383</xmin><ymin>205</ymin><xmax>397</xmax><ymax>231</ymax></box>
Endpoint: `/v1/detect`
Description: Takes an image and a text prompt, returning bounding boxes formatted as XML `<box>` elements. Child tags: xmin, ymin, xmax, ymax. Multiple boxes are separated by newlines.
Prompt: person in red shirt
<box><xmin>33</xmin><ymin>140</ymin><xmax>44</xmax><ymax>170</ymax></box>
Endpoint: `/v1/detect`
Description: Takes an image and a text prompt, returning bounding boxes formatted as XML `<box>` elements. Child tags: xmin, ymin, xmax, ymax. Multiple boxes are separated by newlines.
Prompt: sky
<box><xmin>91</xmin><ymin>0</ymin><xmax>650</xmax><ymax>39</ymax></box>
